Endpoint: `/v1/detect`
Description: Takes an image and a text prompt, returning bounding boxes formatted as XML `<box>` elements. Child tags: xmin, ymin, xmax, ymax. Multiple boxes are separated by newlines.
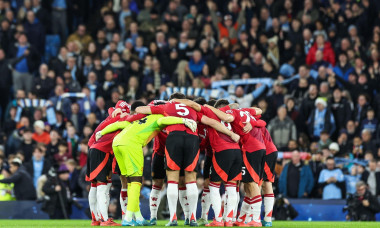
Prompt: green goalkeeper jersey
<box><xmin>100</xmin><ymin>114</ymin><xmax>184</xmax><ymax>147</ymax></box>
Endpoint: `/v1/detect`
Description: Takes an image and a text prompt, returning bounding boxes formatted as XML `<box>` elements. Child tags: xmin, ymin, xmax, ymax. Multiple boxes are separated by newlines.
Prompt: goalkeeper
<box><xmin>96</xmin><ymin>101</ymin><xmax>197</xmax><ymax>226</ymax></box>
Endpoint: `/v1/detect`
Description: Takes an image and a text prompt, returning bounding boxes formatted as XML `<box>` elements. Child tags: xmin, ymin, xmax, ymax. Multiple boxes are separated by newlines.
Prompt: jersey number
<box><xmin>221</xmin><ymin>120</ymin><xmax>232</xmax><ymax>130</ymax></box>
<box><xmin>240</xmin><ymin>111</ymin><xmax>255</xmax><ymax>123</ymax></box>
<box><xmin>175</xmin><ymin>103</ymin><xmax>190</xmax><ymax>116</ymax></box>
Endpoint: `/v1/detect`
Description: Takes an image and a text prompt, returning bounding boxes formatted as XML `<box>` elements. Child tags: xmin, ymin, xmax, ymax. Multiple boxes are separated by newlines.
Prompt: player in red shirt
<box><xmin>205</xmin><ymin>99</ymin><xmax>267</xmax><ymax>227</ymax></box>
<box><xmin>86</xmin><ymin>100</ymin><xmax>130</xmax><ymax>226</ymax></box>
<box><xmin>172</xmin><ymin>98</ymin><xmax>244</xmax><ymax>227</ymax></box>
<box><xmin>136</xmin><ymin>92</ymin><xmax>239</xmax><ymax>226</ymax></box>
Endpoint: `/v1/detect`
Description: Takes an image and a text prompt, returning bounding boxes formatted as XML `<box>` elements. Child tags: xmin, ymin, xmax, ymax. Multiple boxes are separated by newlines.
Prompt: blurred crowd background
<box><xmin>0</xmin><ymin>0</ymin><xmax>380</xmax><ymax>219</ymax></box>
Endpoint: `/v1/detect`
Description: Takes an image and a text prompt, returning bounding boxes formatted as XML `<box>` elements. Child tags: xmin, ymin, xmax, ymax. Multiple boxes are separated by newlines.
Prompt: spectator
<box><xmin>46</xmin><ymin>129</ymin><xmax>60</xmax><ymax>162</ymax></box>
<box><xmin>65</xmin><ymin>159</ymin><xmax>82</xmax><ymax>197</ymax></box>
<box><xmin>361</xmin><ymin>108</ymin><xmax>378</xmax><ymax>134</ymax></box>
<box><xmin>306</xmin><ymin>35</ymin><xmax>335</xmax><ymax>66</ymax></box>
<box><xmin>9</xmin><ymin>33</ymin><xmax>39</xmax><ymax>94</ymax></box>
<box><xmin>23</xmin><ymin>10</ymin><xmax>45</xmax><ymax>55</ymax></box>
<box><xmin>51</xmin><ymin>0</ymin><xmax>68</xmax><ymax>42</ymax></box>
<box><xmin>361</xmin><ymin>160</ymin><xmax>380</xmax><ymax>196</ymax></box>
<box><xmin>345</xmin><ymin>163</ymin><xmax>365</xmax><ymax>195</ymax></box>
<box><xmin>333</xmin><ymin>52</ymin><xmax>354</xmax><ymax>81</ymax></box>
<box><xmin>0</xmin><ymin>158</ymin><xmax>36</xmax><ymax>200</ymax></box>
<box><xmin>309</xmin><ymin>151</ymin><xmax>324</xmax><ymax>198</ymax></box>
<box><xmin>32</xmin><ymin>120</ymin><xmax>51</xmax><ymax>145</ymax></box>
<box><xmin>54</xmin><ymin>141</ymin><xmax>72</xmax><ymax>165</ymax></box>
<box><xmin>352</xmin><ymin>136</ymin><xmax>364</xmax><ymax>159</ymax></box>
<box><xmin>318</xmin><ymin>157</ymin><xmax>345</xmax><ymax>200</ymax></box>
<box><xmin>0</xmin><ymin>49</ymin><xmax>12</xmax><ymax>114</ymax></box>
<box><xmin>42</xmin><ymin>164</ymin><xmax>72</xmax><ymax>219</ymax></box>
<box><xmin>66</xmin><ymin>24</ymin><xmax>93</xmax><ymax>49</ymax></box>
<box><xmin>17</xmin><ymin>127</ymin><xmax>36</xmax><ymax>162</ymax></box>
<box><xmin>329</xmin><ymin>88</ymin><xmax>352</xmax><ymax>138</ymax></box>
<box><xmin>33</xmin><ymin>64</ymin><xmax>55</xmax><ymax>99</ymax></box>
<box><xmin>24</xmin><ymin>144</ymin><xmax>51</xmax><ymax>188</ymax></box>
<box><xmin>307</xmin><ymin>97</ymin><xmax>336</xmax><ymax>141</ymax></box>
<box><xmin>279</xmin><ymin>151</ymin><xmax>314</xmax><ymax>198</ymax></box>
<box><xmin>361</xmin><ymin>129</ymin><xmax>377</xmax><ymax>159</ymax></box>
<box><xmin>267</xmin><ymin>106</ymin><xmax>297</xmax><ymax>151</ymax></box>
<box><xmin>317</xmin><ymin>131</ymin><xmax>332</xmax><ymax>151</ymax></box>
<box><xmin>354</xmin><ymin>94</ymin><xmax>371</xmax><ymax>128</ymax></box>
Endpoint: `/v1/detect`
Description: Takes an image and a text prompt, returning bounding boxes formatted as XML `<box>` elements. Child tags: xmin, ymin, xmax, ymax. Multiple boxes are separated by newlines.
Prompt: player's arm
<box><xmin>157</xmin><ymin>116</ymin><xmax>197</xmax><ymax>132</ymax></box>
<box><xmin>96</xmin><ymin>121</ymin><xmax>130</xmax><ymax>140</ymax></box>
<box><xmin>204</xmin><ymin>105</ymin><xmax>235</xmax><ymax>123</ymax></box>
<box><xmin>200</xmin><ymin>115</ymin><xmax>240</xmax><ymax>142</ymax></box>
<box><xmin>135</xmin><ymin>106</ymin><xmax>153</xmax><ymax>114</ymax></box>
<box><xmin>172</xmin><ymin>99</ymin><xmax>201</xmax><ymax>111</ymax></box>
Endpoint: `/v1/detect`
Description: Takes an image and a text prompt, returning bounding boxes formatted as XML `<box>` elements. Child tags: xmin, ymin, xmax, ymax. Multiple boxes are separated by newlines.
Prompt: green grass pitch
<box><xmin>0</xmin><ymin>220</ymin><xmax>379</xmax><ymax>228</ymax></box>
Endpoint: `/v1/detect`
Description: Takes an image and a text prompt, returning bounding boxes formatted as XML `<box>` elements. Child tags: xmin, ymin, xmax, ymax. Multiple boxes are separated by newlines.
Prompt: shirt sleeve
<box><xmin>318</xmin><ymin>170</ymin><xmax>325</xmax><ymax>183</ymax></box>
<box><xmin>200</xmin><ymin>106</ymin><xmax>218</xmax><ymax>121</ymax></box>
<box><xmin>150</xmin><ymin>105</ymin><xmax>165</xmax><ymax>115</ymax></box>
<box><xmin>219</xmin><ymin>106</ymin><xmax>231</xmax><ymax>112</ymax></box>
<box><xmin>125</xmin><ymin>114</ymin><xmax>146</xmax><ymax>122</ymax></box>
<box><xmin>101</xmin><ymin>121</ymin><xmax>130</xmax><ymax>135</ymax></box>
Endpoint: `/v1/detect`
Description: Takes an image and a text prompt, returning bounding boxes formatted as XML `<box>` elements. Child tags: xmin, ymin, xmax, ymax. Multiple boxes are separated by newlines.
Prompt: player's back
<box><xmin>151</xmin><ymin>101</ymin><xmax>198</xmax><ymax>135</ymax></box>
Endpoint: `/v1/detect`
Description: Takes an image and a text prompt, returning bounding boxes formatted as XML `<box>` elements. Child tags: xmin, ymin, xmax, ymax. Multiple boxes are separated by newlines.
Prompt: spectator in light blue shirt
<box><xmin>344</xmin><ymin>164</ymin><xmax>365</xmax><ymax>195</ymax></box>
<box><xmin>318</xmin><ymin>157</ymin><xmax>345</xmax><ymax>199</ymax></box>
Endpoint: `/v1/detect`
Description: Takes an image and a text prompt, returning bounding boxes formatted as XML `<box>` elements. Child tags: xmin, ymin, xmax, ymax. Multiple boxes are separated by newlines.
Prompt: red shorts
<box><xmin>263</xmin><ymin>152</ymin><xmax>278</xmax><ymax>183</ymax></box>
<box><xmin>241</xmin><ymin>149</ymin><xmax>266</xmax><ymax>184</ymax></box>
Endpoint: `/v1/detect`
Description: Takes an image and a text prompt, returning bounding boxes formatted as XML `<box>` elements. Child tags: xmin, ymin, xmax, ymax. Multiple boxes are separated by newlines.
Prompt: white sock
<box><xmin>106</xmin><ymin>179</ymin><xmax>112</xmax><ymax>208</ymax></box>
<box><xmin>186</xmin><ymin>182</ymin><xmax>199</xmax><ymax>222</ymax></box>
<box><xmin>263</xmin><ymin>193</ymin><xmax>274</xmax><ymax>222</ymax></box>
<box><xmin>120</xmin><ymin>189</ymin><xmax>128</xmax><ymax>220</ymax></box>
<box><xmin>225</xmin><ymin>184</ymin><xmax>237</xmax><ymax>222</ymax></box>
<box><xmin>233</xmin><ymin>187</ymin><xmax>240</xmax><ymax>222</ymax></box>
<box><xmin>179</xmin><ymin>187</ymin><xmax>189</xmax><ymax>220</ymax></box>
<box><xmin>201</xmin><ymin>188</ymin><xmax>211</xmax><ymax>220</ymax></box>
<box><xmin>237</xmin><ymin>197</ymin><xmax>251</xmax><ymax>223</ymax></box>
<box><xmin>89</xmin><ymin>183</ymin><xmax>99</xmax><ymax>221</ymax></box>
<box><xmin>97</xmin><ymin>183</ymin><xmax>109</xmax><ymax>221</ymax></box>
<box><xmin>150</xmin><ymin>185</ymin><xmax>162</xmax><ymax>219</ymax></box>
<box><xmin>167</xmin><ymin>181</ymin><xmax>179</xmax><ymax>222</ymax></box>
<box><xmin>251</xmin><ymin>195</ymin><xmax>262</xmax><ymax>223</ymax></box>
<box><xmin>209</xmin><ymin>182</ymin><xmax>222</xmax><ymax>222</ymax></box>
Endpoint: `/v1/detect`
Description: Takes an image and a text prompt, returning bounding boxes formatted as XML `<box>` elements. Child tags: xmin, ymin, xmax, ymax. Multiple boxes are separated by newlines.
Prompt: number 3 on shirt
<box><xmin>175</xmin><ymin>103</ymin><xmax>190</xmax><ymax>116</ymax></box>
<box><xmin>240</xmin><ymin>111</ymin><xmax>255</xmax><ymax>123</ymax></box>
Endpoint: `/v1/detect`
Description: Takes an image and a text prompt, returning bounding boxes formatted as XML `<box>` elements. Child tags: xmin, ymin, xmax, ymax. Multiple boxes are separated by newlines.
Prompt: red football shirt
<box><xmin>261</xmin><ymin>127</ymin><xmax>278</xmax><ymax>155</ymax></box>
<box><xmin>88</xmin><ymin>114</ymin><xmax>133</xmax><ymax>153</ymax></box>
<box><xmin>200</xmin><ymin>106</ymin><xmax>240</xmax><ymax>152</ymax></box>
<box><xmin>153</xmin><ymin>130</ymin><xmax>167</xmax><ymax>156</ymax></box>
<box><xmin>224</xmin><ymin>108</ymin><xmax>266</xmax><ymax>152</ymax></box>
<box><xmin>150</xmin><ymin>101</ymin><xmax>198</xmax><ymax>135</ymax></box>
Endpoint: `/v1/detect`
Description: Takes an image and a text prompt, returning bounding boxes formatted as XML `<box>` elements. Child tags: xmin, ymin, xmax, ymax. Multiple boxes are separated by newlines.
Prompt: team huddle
<box><xmin>85</xmin><ymin>92</ymin><xmax>278</xmax><ymax>227</ymax></box>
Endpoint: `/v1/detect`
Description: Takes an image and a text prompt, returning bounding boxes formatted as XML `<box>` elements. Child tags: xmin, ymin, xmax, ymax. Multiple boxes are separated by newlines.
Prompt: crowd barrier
<box><xmin>0</xmin><ymin>198</ymin><xmax>379</xmax><ymax>221</ymax></box>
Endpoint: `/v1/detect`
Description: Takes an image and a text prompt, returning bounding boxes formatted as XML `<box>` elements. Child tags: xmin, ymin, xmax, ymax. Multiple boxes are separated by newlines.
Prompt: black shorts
<box><xmin>242</xmin><ymin>149</ymin><xmax>266</xmax><ymax>184</ymax></box>
<box><xmin>263</xmin><ymin>152</ymin><xmax>278</xmax><ymax>183</ymax></box>
<box><xmin>203</xmin><ymin>155</ymin><xmax>212</xmax><ymax>179</ymax></box>
<box><xmin>165</xmin><ymin>131</ymin><xmax>200</xmax><ymax>172</ymax></box>
<box><xmin>152</xmin><ymin>153</ymin><xmax>166</xmax><ymax>179</ymax></box>
<box><xmin>86</xmin><ymin>148</ymin><xmax>112</xmax><ymax>183</ymax></box>
<box><xmin>210</xmin><ymin>149</ymin><xmax>242</xmax><ymax>182</ymax></box>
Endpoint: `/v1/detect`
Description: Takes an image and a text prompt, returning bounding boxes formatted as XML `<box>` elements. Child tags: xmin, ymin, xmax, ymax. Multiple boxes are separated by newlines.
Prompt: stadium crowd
<box><xmin>0</xmin><ymin>0</ymin><xmax>380</xmax><ymax>220</ymax></box>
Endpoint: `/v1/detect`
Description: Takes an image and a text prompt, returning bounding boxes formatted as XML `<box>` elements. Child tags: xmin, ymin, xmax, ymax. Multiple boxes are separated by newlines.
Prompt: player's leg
<box><xmin>120</xmin><ymin>174</ymin><xmax>128</xmax><ymax>220</ymax></box>
<box><xmin>150</xmin><ymin>153</ymin><xmax>166</xmax><ymax>224</ymax></box>
<box><xmin>244</xmin><ymin>150</ymin><xmax>266</xmax><ymax>227</ymax></box>
<box><xmin>121</xmin><ymin>144</ymin><xmax>149</xmax><ymax>225</ymax></box>
<box><xmin>166</xmin><ymin>169</ymin><xmax>180</xmax><ymax>225</ymax></box>
<box><xmin>261</xmin><ymin>152</ymin><xmax>277</xmax><ymax>227</ymax></box>
<box><xmin>206</xmin><ymin>164</ymin><xmax>223</xmax><ymax>226</ymax></box>
<box><xmin>179</xmin><ymin>172</ymin><xmax>190</xmax><ymax>225</ymax></box>
<box><xmin>183</xmin><ymin>134</ymin><xmax>200</xmax><ymax>226</ymax></box>
<box><xmin>224</xmin><ymin>149</ymin><xmax>243</xmax><ymax>226</ymax></box>
<box><xmin>199</xmin><ymin>155</ymin><xmax>212</xmax><ymax>224</ymax></box>
<box><xmin>164</xmin><ymin>132</ymin><xmax>185</xmax><ymax>226</ymax></box>
<box><xmin>86</xmin><ymin>149</ymin><xmax>100</xmax><ymax>225</ymax></box>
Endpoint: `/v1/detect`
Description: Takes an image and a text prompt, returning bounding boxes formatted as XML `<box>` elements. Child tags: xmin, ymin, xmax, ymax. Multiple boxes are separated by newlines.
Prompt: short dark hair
<box><xmin>207</xmin><ymin>99</ymin><xmax>217</xmax><ymax>107</ymax></box>
<box><xmin>214</xmin><ymin>99</ymin><xmax>229</xmax><ymax>109</ymax></box>
<box><xmin>194</xmin><ymin>97</ymin><xmax>207</xmax><ymax>105</ymax></box>
<box><xmin>131</xmin><ymin>101</ymin><xmax>146</xmax><ymax>111</ymax></box>
<box><xmin>169</xmin><ymin>92</ymin><xmax>186</xmax><ymax>100</ymax></box>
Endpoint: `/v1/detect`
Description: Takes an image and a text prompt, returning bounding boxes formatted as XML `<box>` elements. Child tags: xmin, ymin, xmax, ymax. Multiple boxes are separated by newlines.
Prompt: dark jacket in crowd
<box><xmin>9</xmin><ymin>43</ymin><xmax>40</xmax><ymax>74</ymax></box>
<box><xmin>279</xmin><ymin>162</ymin><xmax>314</xmax><ymax>198</ymax></box>
<box><xmin>0</xmin><ymin>166</ymin><xmax>36</xmax><ymax>200</ymax></box>
<box><xmin>42</xmin><ymin>177</ymin><xmax>72</xmax><ymax>218</ymax></box>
